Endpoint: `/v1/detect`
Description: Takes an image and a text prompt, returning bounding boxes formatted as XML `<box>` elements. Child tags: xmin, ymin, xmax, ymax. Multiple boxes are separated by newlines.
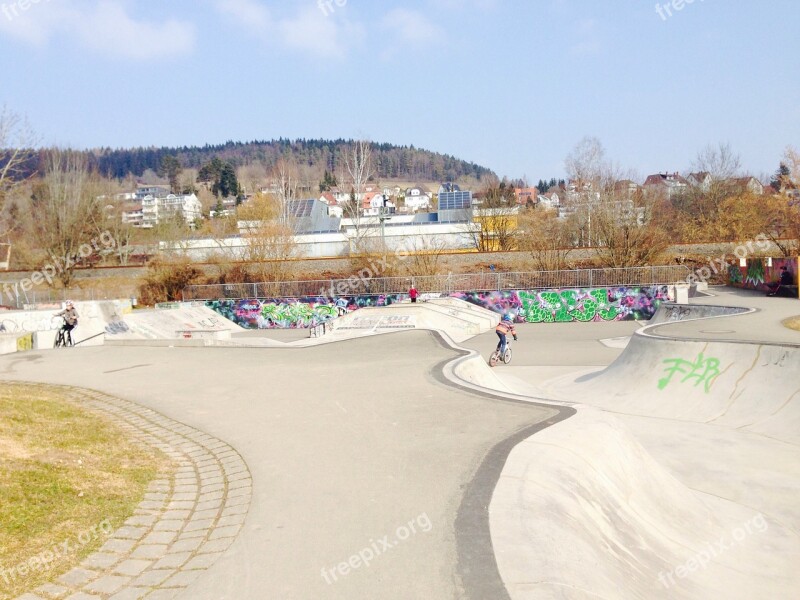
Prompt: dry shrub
<box><xmin>137</xmin><ymin>257</ymin><xmax>203</xmax><ymax>305</ymax></box>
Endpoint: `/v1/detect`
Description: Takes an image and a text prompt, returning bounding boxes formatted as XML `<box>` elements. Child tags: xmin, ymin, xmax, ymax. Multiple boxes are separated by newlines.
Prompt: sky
<box><xmin>1</xmin><ymin>0</ymin><xmax>798</xmax><ymax>183</ymax></box>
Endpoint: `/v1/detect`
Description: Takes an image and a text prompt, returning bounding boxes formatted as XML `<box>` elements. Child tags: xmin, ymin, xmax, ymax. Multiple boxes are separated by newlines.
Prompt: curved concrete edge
<box><xmin>437</xmin><ymin>300</ymin><xmax>800</xmax><ymax>599</ymax></box>
<box><xmin>642</xmin><ymin>301</ymin><xmax>800</xmax><ymax>348</ymax></box>
<box><xmin>13</xmin><ymin>383</ymin><xmax>252</xmax><ymax>600</ymax></box>
<box><xmin>648</xmin><ymin>303</ymin><xmax>752</xmax><ymax>326</ymax></box>
<box><xmin>490</xmin><ymin>408</ymin><xmax>800</xmax><ymax>600</ymax></box>
<box><xmin>422</xmin><ymin>331</ymin><xmax>576</xmax><ymax>600</ymax></box>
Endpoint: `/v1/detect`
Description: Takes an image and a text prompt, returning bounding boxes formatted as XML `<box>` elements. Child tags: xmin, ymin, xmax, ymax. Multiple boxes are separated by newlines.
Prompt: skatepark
<box><xmin>1</xmin><ymin>287</ymin><xmax>799</xmax><ymax>599</ymax></box>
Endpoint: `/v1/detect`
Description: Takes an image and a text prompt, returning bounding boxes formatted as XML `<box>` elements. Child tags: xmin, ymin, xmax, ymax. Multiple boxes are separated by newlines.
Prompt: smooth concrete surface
<box><xmin>320</xmin><ymin>298</ymin><xmax>500</xmax><ymax>343</ymax></box>
<box><xmin>116</xmin><ymin>304</ymin><xmax>245</xmax><ymax>340</ymax></box>
<box><xmin>489</xmin><ymin>291</ymin><xmax>800</xmax><ymax>599</ymax></box>
<box><xmin>0</xmin><ymin>332</ymin><xmax>557</xmax><ymax>600</ymax></box>
<box><xmin>4</xmin><ymin>287</ymin><xmax>799</xmax><ymax>599</ymax></box>
<box><xmin>649</xmin><ymin>287</ymin><xmax>800</xmax><ymax>344</ymax></box>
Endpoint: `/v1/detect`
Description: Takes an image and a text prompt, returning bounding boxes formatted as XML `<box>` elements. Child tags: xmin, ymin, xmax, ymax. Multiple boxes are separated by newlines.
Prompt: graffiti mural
<box><xmin>515</xmin><ymin>287</ymin><xmax>669</xmax><ymax>323</ymax></box>
<box><xmin>207</xmin><ymin>295</ymin><xmax>409</xmax><ymax>329</ymax></box>
<box><xmin>729</xmin><ymin>257</ymin><xmax>798</xmax><ymax>294</ymax></box>
<box><xmin>207</xmin><ymin>286</ymin><xmax>671</xmax><ymax>329</ymax></box>
<box><xmin>450</xmin><ymin>291</ymin><xmax>522</xmax><ymax>321</ymax></box>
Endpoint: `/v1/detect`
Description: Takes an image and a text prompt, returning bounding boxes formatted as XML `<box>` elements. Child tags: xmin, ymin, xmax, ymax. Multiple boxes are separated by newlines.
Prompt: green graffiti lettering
<box><xmin>658</xmin><ymin>353</ymin><xmax>722</xmax><ymax>393</ymax></box>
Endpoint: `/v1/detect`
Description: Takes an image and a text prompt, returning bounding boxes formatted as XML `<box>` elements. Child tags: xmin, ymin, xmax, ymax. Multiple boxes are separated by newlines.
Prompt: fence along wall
<box><xmin>185</xmin><ymin>266</ymin><xmax>689</xmax><ymax>301</ymax></box>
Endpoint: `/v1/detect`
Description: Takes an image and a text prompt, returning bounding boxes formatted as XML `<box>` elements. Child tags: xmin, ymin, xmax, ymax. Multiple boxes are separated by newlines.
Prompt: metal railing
<box><xmin>183</xmin><ymin>265</ymin><xmax>691</xmax><ymax>301</ymax></box>
<box><xmin>0</xmin><ymin>287</ymin><xmax>133</xmax><ymax>310</ymax></box>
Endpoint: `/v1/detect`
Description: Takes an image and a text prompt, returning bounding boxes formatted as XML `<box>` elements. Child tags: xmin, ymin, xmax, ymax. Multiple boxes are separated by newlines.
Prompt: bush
<box><xmin>137</xmin><ymin>258</ymin><xmax>202</xmax><ymax>305</ymax></box>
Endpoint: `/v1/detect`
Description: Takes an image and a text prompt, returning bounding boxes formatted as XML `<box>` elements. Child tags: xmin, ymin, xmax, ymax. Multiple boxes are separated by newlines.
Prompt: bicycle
<box><xmin>54</xmin><ymin>323</ymin><xmax>75</xmax><ymax>348</ymax></box>
<box><xmin>489</xmin><ymin>337</ymin><xmax>513</xmax><ymax>367</ymax></box>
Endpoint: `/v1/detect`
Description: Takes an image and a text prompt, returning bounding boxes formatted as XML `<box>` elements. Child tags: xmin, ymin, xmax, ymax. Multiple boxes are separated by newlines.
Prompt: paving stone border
<box><xmin>13</xmin><ymin>384</ymin><xmax>252</xmax><ymax>600</ymax></box>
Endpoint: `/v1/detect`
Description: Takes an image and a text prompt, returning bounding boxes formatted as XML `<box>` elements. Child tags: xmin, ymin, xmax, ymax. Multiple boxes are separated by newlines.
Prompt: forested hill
<box><xmin>91</xmin><ymin>139</ymin><xmax>496</xmax><ymax>182</ymax></box>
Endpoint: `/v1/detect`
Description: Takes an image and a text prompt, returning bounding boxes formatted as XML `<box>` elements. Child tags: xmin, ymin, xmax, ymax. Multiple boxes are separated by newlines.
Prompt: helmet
<box><xmin>65</xmin><ymin>300</ymin><xmax>74</xmax><ymax>307</ymax></box>
<box><xmin>503</xmin><ymin>314</ymin><xmax>513</xmax><ymax>322</ymax></box>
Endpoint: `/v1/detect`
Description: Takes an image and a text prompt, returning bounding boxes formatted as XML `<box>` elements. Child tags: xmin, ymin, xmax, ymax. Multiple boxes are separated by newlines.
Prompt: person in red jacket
<box><xmin>409</xmin><ymin>286</ymin><xmax>418</xmax><ymax>303</ymax></box>
<box><xmin>495</xmin><ymin>314</ymin><xmax>517</xmax><ymax>355</ymax></box>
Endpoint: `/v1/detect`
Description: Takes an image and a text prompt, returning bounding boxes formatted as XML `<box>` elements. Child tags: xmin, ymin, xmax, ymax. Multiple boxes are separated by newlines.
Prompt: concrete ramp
<box><xmin>116</xmin><ymin>303</ymin><xmax>245</xmax><ymax>340</ymax></box>
<box><xmin>321</xmin><ymin>298</ymin><xmax>499</xmax><ymax>343</ymax></box>
<box><xmin>0</xmin><ymin>300</ymin><xmax>131</xmax><ymax>350</ymax></box>
<box><xmin>492</xmin><ymin>409</ymin><xmax>800</xmax><ymax>599</ymax></box>
<box><xmin>576</xmin><ymin>319</ymin><xmax>800</xmax><ymax>444</ymax></box>
<box><xmin>489</xmin><ymin>301</ymin><xmax>800</xmax><ymax>599</ymax></box>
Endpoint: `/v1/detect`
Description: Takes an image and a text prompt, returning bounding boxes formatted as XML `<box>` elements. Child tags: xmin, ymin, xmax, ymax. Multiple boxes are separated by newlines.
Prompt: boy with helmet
<box><xmin>495</xmin><ymin>314</ymin><xmax>518</xmax><ymax>356</ymax></box>
<box><xmin>54</xmin><ymin>300</ymin><xmax>79</xmax><ymax>346</ymax></box>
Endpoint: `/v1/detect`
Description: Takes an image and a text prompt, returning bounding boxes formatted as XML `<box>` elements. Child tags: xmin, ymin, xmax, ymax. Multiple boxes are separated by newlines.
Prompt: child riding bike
<box><xmin>495</xmin><ymin>314</ymin><xmax>517</xmax><ymax>356</ymax></box>
<box><xmin>54</xmin><ymin>300</ymin><xmax>79</xmax><ymax>346</ymax></box>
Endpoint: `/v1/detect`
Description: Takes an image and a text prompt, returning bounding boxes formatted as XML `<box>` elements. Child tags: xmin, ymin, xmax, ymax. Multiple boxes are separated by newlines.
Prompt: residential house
<box><xmin>135</xmin><ymin>185</ymin><xmax>170</xmax><ymax>201</ymax></box>
<box><xmin>514</xmin><ymin>187</ymin><xmax>538</xmax><ymax>206</ymax></box>
<box><xmin>643</xmin><ymin>172</ymin><xmax>689</xmax><ymax>200</ymax></box>
<box><xmin>404</xmin><ymin>184</ymin><xmax>433</xmax><ymax>212</ymax></box>
<box><xmin>120</xmin><ymin>201</ymin><xmax>144</xmax><ymax>227</ymax></box>
<box><xmin>686</xmin><ymin>171</ymin><xmax>712</xmax><ymax>192</ymax></box>
<box><xmin>319</xmin><ymin>192</ymin><xmax>337</xmax><ymax>205</ymax></box>
<box><xmin>614</xmin><ymin>180</ymin><xmax>643</xmax><ymax>199</ymax></box>
<box><xmin>135</xmin><ymin>193</ymin><xmax>202</xmax><ymax>228</ymax></box>
<box><xmin>726</xmin><ymin>176</ymin><xmax>764</xmax><ymax>196</ymax></box>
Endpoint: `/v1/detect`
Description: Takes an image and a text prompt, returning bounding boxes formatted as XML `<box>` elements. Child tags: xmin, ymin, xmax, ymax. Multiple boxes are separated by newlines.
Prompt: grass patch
<box><xmin>783</xmin><ymin>316</ymin><xmax>800</xmax><ymax>332</ymax></box>
<box><xmin>0</xmin><ymin>384</ymin><xmax>171</xmax><ymax>599</ymax></box>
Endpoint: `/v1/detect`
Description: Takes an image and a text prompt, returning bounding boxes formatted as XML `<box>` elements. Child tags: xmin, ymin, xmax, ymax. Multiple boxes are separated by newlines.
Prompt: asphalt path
<box><xmin>0</xmin><ymin>330</ymin><xmax>560</xmax><ymax>599</ymax></box>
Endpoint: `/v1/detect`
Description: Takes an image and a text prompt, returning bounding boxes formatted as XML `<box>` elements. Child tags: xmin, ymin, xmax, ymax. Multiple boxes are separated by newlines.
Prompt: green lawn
<box><xmin>0</xmin><ymin>383</ymin><xmax>170</xmax><ymax>599</ymax></box>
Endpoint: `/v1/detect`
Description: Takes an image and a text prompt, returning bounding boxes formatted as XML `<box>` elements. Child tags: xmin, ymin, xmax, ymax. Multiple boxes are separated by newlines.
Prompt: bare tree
<box><xmin>470</xmin><ymin>180</ymin><xmax>520</xmax><ymax>251</ymax></box>
<box><xmin>678</xmin><ymin>142</ymin><xmax>743</xmax><ymax>226</ymax></box>
<box><xmin>517</xmin><ymin>207</ymin><xmax>574</xmax><ymax>271</ymax></box>
<box><xmin>590</xmin><ymin>198</ymin><xmax>669</xmax><ymax>268</ymax></box>
<box><xmin>29</xmin><ymin>150</ymin><xmax>105</xmax><ymax>286</ymax></box>
<box><xmin>95</xmin><ymin>179</ymin><xmax>137</xmax><ymax>266</ymax></box>
<box><xmin>565</xmin><ymin>136</ymin><xmax>610</xmax><ymax>187</ymax></box>
<box><xmin>691</xmin><ymin>142</ymin><xmax>742</xmax><ymax>181</ymax></box>
<box><xmin>272</xmin><ymin>158</ymin><xmax>301</xmax><ymax>228</ymax></box>
<box><xmin>339</xmin><ymin>140</ymin><xmax>380</xmax><ymax>255</ymax></box>
<box><xmin>763</xmin><ymin>146</ymin><xmax>800</xmax><ymax>256</ymax></box>
<box><xmin>0</xmin><ymin>107</ymin><xmax>36</xmax><ymax>233</ymax></box>
<box><xmin>237</xmin><ymin>192</ymin><xmax>299</xmax><ymax>285</ymax></box>
<box><xmin>401</xmin><ymin>232</ymin><xmax>449</xmax><ymax>276</ymax></box>
<box><xmin>562</xmin><ymin>137</ymin><xmax>669</xmax><ymax>266</ymax></box>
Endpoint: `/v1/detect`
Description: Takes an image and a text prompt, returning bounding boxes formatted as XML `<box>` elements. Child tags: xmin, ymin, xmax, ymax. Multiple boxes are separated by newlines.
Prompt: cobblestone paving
<box><xmin>14</xmin><ymin>386</ymin><xmax>252</xmax><ymax>600</ymax></box>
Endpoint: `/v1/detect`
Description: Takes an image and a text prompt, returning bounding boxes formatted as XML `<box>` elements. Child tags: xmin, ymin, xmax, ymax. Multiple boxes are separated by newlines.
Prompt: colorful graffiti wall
<box><xmin>728</xmin><ymin>257</ymin><xmax>798</xmax><ymax>294</ymax></box>
<box><xmin>207</xmin><ymin>286</ymin><xmax>670</xmax><ymax>329</ymax></box>
<box><xmin>207</xmin><ymin>295</ymin><xmax>410</xmax><ymax>329</ymax></box>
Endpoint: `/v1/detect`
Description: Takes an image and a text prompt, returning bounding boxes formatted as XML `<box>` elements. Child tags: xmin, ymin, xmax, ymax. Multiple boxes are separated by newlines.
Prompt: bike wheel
<box><xmin>489</xmin><ymin>351</ymin><xmax>499</xmax><ymax>367</ymax></box>
<box><xmin>54</xmin><ymin>332</ymin><xmax>63</xmax><ymax>348</ymax></box>
<box><xmin>502</xmin><ymin>348</ymin><xmax>512</xmax><ymax>364</ymax></box>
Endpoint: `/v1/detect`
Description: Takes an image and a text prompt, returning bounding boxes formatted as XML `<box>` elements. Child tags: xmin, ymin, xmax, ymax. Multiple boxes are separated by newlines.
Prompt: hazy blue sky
<box><xmin>1</xmin><ymin>0</ymin><xmax>798</xmax><ymax>182</ymax></box>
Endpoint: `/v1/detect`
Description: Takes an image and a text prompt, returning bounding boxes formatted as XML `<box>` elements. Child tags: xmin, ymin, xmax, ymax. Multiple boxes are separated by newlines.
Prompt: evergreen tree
<box><xmin>158</xmin><ymin>155</ymin><xmax>182</xmax><ymax>193</ymax></box>
<box><xmin>771</xmin><ymin>162</ymin><xmax>792</xmax><ymax>191</ymax></box>
<box><xmin>215</xmin><ymin>163</ymin><xmax>239</xmax><ymax>199</ymax></box>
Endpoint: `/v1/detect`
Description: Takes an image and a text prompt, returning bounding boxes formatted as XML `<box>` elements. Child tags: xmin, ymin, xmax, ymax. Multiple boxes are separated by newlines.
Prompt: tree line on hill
<box><xmin>87</xmin><ymin>139</ymin><xmax>495</xmax><ymax>183</ymax></box>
